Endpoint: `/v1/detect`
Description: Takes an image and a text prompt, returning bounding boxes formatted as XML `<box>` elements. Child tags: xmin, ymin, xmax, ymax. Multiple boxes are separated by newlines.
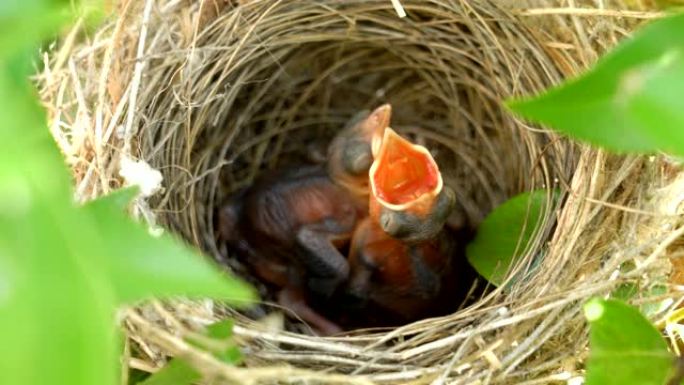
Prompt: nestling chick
<box><xmin>327</xmin><ymin>104</ymin><xmax>391</xmax><ymax>206</ymax></box>
<box><xmin>347</xmin><ymin>217</ymin><xmax>457</xmax><ymax>321</ymax></box>
<box><xmin>218</xmin><ymin>166</ymin><xmax>359</xmax><ymax>335</ymax></box>
<box><xmin>329</xmin><ymin>105</ymin><xmax>455</xmax><ymax>243</ymax></box>
<box><xmin>345</xmin><ymin>127</ymin><xmax>458</xmax><ymax>321</ymax></box>
<box><xmin>369</xmin><ymin>127</ymin><xmax>455</xmax><ymax>243</ymax></box>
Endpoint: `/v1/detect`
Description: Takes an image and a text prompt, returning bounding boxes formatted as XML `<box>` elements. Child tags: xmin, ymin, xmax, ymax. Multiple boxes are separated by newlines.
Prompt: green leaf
<box><xmin>0</xmin><ymin>168</ymin><xmax>120</xmax><ymax>385</ymax></box>
<box><xmin>216</xmin><ymin>346</ymin><xmax>243</xmax><ymax>365</ymax></box>
<box><xmin>0</xmin><ymin>2</ymin><xmax>70</xmax><ymax>57</ymax></box>
<box><xmin>82</xmin><ymin>191</ymin><xmax>256</xmax><ymax>306</ymax></box>
<box><xmin>0</xmin><ymin>7</ymin><xmax>122</xmax><ymax>385</ymax></box>
<box><xmin>507</xmin><ymin>12</ymin><xmax>684</xmax><ymax>156</ymax></box>
<box><xmin>140</xmin><ymin>320</ymin><xmax>242</xmax><ymax>385</ymax></box>
<box><xmin>611</xmin><ymin>282</ymin><xmax>639</xmax><ymax>302</ymax></box>
<box><xmin>203</xmin><ymin>319</ymin><xmax>242</xmax><ymax>365</ymax></box>
<box><xmin>206</xmin><ymin>319</ymin><xmax>234</xmax><ymax>339</ymax></box>
<box><xmin>92</xmin><ymin>186</ymin><xmax>140</xmax><ymax>210</ymax></box>
<box><xmin>584</xmin><ymin>298</ymin><xmax>677</xmax><ymax>385</ymax></box>
<box><xmin>187</xmin><ymin>319</ymin><xmax>242</xmax><ymax>364</ymax></box>
<box><xmin>626</xmin><ymin>54</ymin><xmax>684</xmax><ymax>156</ymax></box>
<box><xmin>79</xmin><ymin>0</ymin><xmax>112</xmax><ymax>32</ymax></box>
<box><xmin>138</xmin><ymin>360</ymin><xmax>200</xmax><ymax>385</ymax></box>
<box><xmin>641</xmin><ymin>284</ymin><xmax>670</xmax><ymax>318</ymax></box>
<box><xmin>466</xmin><ymin>190</ymin><xmax>555</xmax><ymax>286</ymax></box>
<box><xmin>86</xmin><ymin>186</ymin><xmax>256</xmax><ymax>306</ymax></box>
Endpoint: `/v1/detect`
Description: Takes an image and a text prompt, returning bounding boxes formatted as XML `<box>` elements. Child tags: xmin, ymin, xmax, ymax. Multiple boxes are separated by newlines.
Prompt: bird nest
<box><xmin>37</xmin><ymin>0</ymin><xmax>683</xmax><ymax>383</ymax></box>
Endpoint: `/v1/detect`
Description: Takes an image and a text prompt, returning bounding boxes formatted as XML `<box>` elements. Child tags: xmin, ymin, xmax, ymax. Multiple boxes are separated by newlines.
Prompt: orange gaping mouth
<box><xmin>370</xmin><ymin>128</ymin><xmax>441</xmax><ymax>208</ymax></box>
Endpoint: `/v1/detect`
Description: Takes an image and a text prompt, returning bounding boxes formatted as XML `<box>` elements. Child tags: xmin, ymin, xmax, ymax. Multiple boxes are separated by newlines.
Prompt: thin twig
<box><xmin>390</xmin><ymin>0</ymin><xmax>407</xmax><ymax>18</ymax></box>
<box><xmin>123</xmin><ymin>0</ymin><xmax>154</xmax><ymax>156</ymax></box>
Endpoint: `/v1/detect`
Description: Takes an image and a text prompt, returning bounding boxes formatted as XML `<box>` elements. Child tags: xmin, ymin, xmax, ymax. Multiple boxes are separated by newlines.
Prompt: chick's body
<box><xmin>347</xmin><ymin>217</ymin><xmax>457</xmax><ymax>321</ymax></box>
<box><xmin>243</xmin><ymin>167</ymin><xmax>358</xmax><ymax>249</ymax></box>
<box><xmin>219</xmin><ymin>166</ymin><xmax>360</xmax><ymax>334</ymax></box>
<box><xmin>325</xmin><ymin>110</ymin><xmax>460</xmax><ymax>324</ymax></box>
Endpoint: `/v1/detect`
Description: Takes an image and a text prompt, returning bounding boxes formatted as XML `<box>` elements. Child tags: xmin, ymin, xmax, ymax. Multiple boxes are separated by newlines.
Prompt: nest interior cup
<box><xmin>42</xmin><ymin>0</ymin><xmax>670</xmax><ymax>383</ymax></box>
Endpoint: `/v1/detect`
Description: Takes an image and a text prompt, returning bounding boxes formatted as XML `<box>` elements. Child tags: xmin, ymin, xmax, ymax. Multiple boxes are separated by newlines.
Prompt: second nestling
<box><xmin>218</xmin><ymin>104</ymin><xmax>467</xmax><ymax>335</ymax></box>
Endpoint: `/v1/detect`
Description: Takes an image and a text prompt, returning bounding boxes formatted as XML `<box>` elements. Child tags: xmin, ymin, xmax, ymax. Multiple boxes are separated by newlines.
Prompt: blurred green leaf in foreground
<box><xmin>584</xmin><ymin>299</ymin><xmax>681</xmax><ymax>385</ymax></box>
<box><xmin>507</xmin><ymin>12</ymin><xmax>684</xmax><ymax>157</ymax></box>
<box><xmin>0</xmin><ymin>3</ymin><xmax>255</xmax><ymax>385</ymax></box>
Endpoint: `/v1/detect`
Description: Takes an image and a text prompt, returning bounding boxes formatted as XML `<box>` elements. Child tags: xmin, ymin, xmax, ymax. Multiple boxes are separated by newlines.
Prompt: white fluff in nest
<box><xmin>119</xmin><ymin>156</ymin><xmax>163</xmax><ymax>198</ymax></box>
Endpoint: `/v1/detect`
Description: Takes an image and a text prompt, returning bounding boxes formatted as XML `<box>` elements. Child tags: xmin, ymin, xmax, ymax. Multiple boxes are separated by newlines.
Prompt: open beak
<box><xmin>363</xmin><ymin>104</ymin><xmax>391</xmax><ymax>145</ymax></box>
<box><xmin>327</xmin><ymin>104</ymin><xmax>392</xmax><ymax>205</ymax></box>
<box><xmin>369</xmin><ymin>128</ymin><xmax>443</xmax><ymax>219</ymax></box>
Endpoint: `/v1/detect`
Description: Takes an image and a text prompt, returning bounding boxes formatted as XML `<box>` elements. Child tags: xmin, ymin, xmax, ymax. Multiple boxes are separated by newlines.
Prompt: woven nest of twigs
<box><xmin>37</xmin><ymin>0</ymin><xmax>684</xmax><ymax>383</ymax></box>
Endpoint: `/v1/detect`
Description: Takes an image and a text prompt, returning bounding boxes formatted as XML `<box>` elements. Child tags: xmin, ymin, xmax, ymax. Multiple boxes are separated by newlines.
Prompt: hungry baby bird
<box><xmin>346</xmin><ymin>128</ymin><xmax>458</xmax><ymax>321</ymax></box>
<box><xmin>327</xmin><ymin>103</ymin><xmax>454</xmax><ymax>241</ymax></box>
<box><xmin>369</xmin><ymin>127</ymin><xmax>455</xmax><ymax>243</ymax></box>
<box><xmin>218</xmin><ymin>166</ymin><xmax>356</xmax><ymax>335</ymax></box>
